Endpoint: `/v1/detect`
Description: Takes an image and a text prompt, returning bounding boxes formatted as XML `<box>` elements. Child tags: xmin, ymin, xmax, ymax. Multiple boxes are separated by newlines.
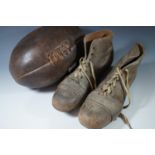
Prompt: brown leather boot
<box><xmin>52</xmin><ymin>30</ymin><xmax>114</xmax><ymax>112</ymax></box>
<box><xmin>79</xmin><ymin>44</ymin><xmax>144</xmax><ymax>129</ymax></box>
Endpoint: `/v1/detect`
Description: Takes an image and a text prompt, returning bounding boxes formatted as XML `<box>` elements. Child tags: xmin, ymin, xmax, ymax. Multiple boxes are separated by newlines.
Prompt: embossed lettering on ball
<box><xmin>9</xmin><ymin>26</ymin><xmax>83</xmax><ymax>88</ymax></box>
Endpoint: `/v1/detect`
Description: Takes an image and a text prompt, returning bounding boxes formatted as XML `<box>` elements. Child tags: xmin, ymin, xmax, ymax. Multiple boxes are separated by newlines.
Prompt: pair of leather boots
<box><xmin>52</xmin><ymin>30</ymin><xmax>144</xmax><ymax>129</ymax></box>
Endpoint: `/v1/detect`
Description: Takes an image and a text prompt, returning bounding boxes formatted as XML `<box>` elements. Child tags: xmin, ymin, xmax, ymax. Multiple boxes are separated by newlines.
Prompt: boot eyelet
<box><xmin>92</xmin><ymin>47</ymin><xmax>96</xmax><ymax>50</ymax></box>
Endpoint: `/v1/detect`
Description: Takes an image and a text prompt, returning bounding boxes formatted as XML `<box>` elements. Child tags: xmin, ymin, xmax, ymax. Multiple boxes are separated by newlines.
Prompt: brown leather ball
<box><xmin>9</xmin><ymin>26</ymin><xmax>83</xmax><ymax>88</ymax></box>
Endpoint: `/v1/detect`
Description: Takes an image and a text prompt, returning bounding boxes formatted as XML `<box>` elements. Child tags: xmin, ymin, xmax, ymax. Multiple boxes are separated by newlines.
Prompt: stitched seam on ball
<box><xmin>17</xmin><ymin>62</ymin><xmax>51</xmax><ymax>80</ymax></box>
<box><xmin>17</xmin><ymin>43</ymin><xmax>75</xmax><ymax>80</ymax></box>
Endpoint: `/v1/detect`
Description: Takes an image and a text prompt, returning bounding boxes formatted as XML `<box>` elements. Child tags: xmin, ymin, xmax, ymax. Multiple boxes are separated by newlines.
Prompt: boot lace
<box><xmin>74</xmin><ymin>41</ymin><xmax>97</xmax><ymax>90</ymax></box>
<box><xmin>101</xmin><ymin>67</ymin><xmax>132</xmax><ymax>129</ymax></box>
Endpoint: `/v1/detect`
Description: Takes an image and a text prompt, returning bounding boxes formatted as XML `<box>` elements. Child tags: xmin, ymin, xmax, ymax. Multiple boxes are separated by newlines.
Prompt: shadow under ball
<box><xmin>9</xmin><ymin>26</ymin><xmax>83</xmax><ymax>88</ymax></box>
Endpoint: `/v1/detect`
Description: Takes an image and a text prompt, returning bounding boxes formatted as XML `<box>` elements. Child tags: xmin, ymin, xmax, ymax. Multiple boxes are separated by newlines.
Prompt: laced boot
<box><xmin>79</xmin><ymin>44</ymin><xmax>144</xmax><ymax>128</ymax></box>
<box><xmin>52</xmin><ymin>30</ymin><xmax>114</xmax><ymax>112</ymax></box>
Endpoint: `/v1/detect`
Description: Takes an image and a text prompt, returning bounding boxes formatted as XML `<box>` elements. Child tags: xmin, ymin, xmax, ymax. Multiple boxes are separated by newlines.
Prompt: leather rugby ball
<box><xmin>9</xmin><ymin>26</ymin><xmax>83</xmax><ymax>88</ymax></box>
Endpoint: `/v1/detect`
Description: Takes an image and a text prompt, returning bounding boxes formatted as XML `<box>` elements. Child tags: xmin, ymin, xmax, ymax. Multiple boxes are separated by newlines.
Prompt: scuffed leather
<box><xmin>52</xmin><ymin>30</ymin><xmax>114</xmax><ymax>112</ymax></box>
<box><xmin>79</xmin><ymin>44</ymin><xmax>145</xmax><ymax>129</ymax></box>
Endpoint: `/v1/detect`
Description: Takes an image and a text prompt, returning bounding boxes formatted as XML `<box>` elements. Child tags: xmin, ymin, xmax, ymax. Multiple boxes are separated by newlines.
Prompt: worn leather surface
<box><xmin>9</xmin><ymin>26</ymin><xmax>83</xmax><ymax>88</ymax></box>
<box><xmin>52</xmin><ymin>30</ymin><xmax>114</xmax><ymax>112</ymax></box>
<box><xmin>79</xmin><ymin>44</ymin><xmax>145</xmax><ymax>129</ymax></box>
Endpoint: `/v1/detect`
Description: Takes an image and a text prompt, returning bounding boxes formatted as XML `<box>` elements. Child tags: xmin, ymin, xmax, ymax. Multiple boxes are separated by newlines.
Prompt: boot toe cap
<box><xmin>52</xmin><ymin>82</ymin><xmax>86</xmax><ymax>112</ymax></box>
<box><xmin>79</xmin><ymin>90</ymin><xmax>124</xmax><ymax>128</ymax></box>
<box><xmin>79</xmin><ymin>93</ymin><xmax>113</xmax><ymax>128</ymax></box>
<box><xmin>79</xmin><ymin>105</ymin><xmax>112</xmax><ymax>129</ymax></box>
<box><xmin>52</xmin><ymin>90</ymin><xmax>78</xmax><ymax>112</ymax></box>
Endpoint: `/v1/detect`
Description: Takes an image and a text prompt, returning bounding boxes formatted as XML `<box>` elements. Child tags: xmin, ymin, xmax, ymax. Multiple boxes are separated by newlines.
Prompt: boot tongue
<box><xmin>85</xmin><ymin>41</ymin><xmax>92</xmax><ymax>56</ymax></box>
<box><xmin>117</xmin><ymin>44</ymin><xmax>144</xmax><ymax>69</ymax></box>
<box><xmin>83</xmin><ymin>30</ymin><xmax>113</xmax><ymax>57</ymax></box>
